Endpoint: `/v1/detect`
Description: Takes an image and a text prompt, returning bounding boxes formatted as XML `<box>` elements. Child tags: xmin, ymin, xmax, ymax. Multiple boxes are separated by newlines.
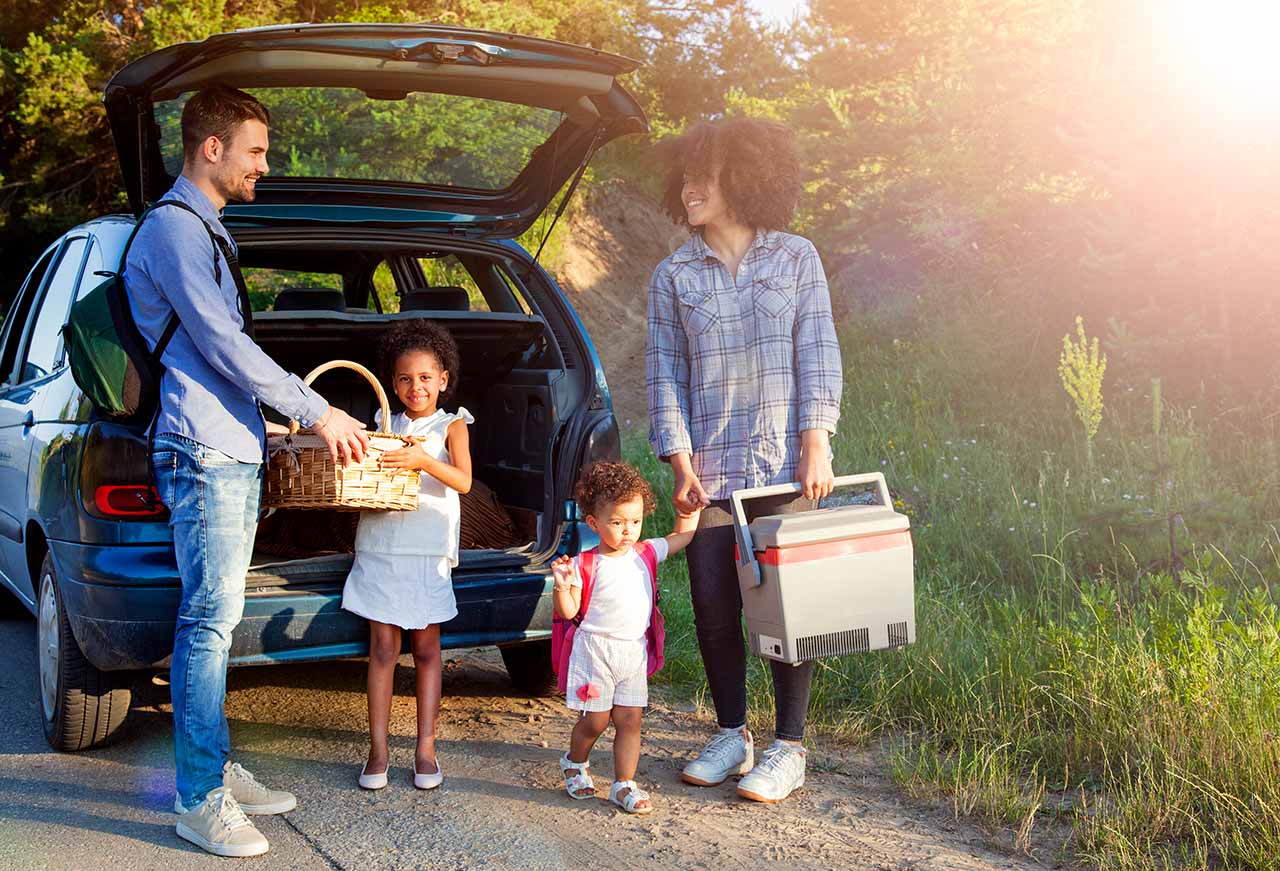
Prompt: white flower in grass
<box><xmin>881</xmin><ymin>459</ymin><xmax>887</xmax><ymax>466</ymax></box>
<box><xmin>912</xmin><ymin>485</ymin><xmax>920</xmax><ymax>493</ymax></box>
<box><xmin>1008</xmin><ymin>527</ymin><xmax>1015</xmax><ymax>532</ymax></box>
<box><xmin>1101</xmin><ymin>477</ymin><xmax>1112</xmax><ymax>485</ymax></box>
<box><xmin>942</xmin><ymin>473</ymin><xmax>950</xmax><ymax>479</ymax></box>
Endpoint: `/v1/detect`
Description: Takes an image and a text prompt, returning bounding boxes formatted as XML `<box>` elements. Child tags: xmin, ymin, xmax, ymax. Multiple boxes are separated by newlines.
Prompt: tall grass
<box><xmin>628</xmin><ymin>297</ymin><xmax>1280</xmax><ymax>869</ymax></box>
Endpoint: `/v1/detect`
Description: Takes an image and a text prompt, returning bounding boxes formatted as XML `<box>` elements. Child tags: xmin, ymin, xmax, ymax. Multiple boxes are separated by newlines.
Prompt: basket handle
<box><xmin>731</xmin><ymin>473</ymin><xmax>891</xmax><ymax>590</ymax></box>
<box><xmin>288</xmin><ymin>359</ymin><xmax>391</xmax><ymax>436</ymax></box>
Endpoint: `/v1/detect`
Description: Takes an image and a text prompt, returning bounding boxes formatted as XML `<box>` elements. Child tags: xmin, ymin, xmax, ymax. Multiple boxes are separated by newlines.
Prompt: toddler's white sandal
<box><xmin>559</xmin><ymin>752</ymin><xmax>595</xmax><ymax>799</ymax></box>
<box><xmin>608</xmin><ymin>780</ymin><xmax>653</xmax><ymax>815</ymax></box>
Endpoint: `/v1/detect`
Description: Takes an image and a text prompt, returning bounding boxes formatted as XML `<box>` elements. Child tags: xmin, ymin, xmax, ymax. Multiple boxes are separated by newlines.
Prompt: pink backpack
<box><xmin>551</xmin><ymin>541</ymin><xmax>666</xmax><ymax>695</ymax></box>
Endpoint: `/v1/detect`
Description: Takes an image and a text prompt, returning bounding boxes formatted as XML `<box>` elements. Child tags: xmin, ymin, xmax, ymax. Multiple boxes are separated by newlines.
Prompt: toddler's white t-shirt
<box><xmin>570</xmin><ymin>538</ymin><xmax>670</xmax><ymax>640</ymax></box>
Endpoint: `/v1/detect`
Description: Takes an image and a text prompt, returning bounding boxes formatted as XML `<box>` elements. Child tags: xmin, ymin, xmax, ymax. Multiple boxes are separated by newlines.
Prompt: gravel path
<box><xmin>0</xmin><ymin>610</ymin><xmax>1061</xmax><ymax>869</ymax></box>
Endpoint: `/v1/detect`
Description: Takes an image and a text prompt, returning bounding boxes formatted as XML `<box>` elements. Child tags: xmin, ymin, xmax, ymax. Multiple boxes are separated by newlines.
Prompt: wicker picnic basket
<box><xmin>264</xmin><ymin>360</ymin><xmax>420</xmax><ymax>511</ymax></box>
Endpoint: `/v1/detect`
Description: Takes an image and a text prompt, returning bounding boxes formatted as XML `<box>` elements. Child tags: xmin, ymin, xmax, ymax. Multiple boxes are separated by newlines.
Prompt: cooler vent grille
<box><xmin>887</xmin><ymin>621</ymin><xmax>910</xmax><ymax>648</ymax></box>
<box><xmin>797</xmin><ymin>627</ymin><xmax>869</xmax><ymax>660</ymax></box>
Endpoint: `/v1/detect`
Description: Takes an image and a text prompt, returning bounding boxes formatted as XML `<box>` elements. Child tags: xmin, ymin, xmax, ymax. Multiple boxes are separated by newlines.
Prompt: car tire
<box><xmin>36</xmin><ymin>553</ymin><xmax>132</xmax><ymax>751</ymax></box>
<box><xmin>500</xmin><ymin>640</ymin><xmax>556</xmax><ymax>696</ymax></box>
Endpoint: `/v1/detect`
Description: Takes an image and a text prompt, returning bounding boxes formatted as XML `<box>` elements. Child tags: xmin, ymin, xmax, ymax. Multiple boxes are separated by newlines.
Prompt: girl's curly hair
<box><xmin>658</xmin><ymin>117</ymin><xmax>802</xmax><ymax>232</ymax></box>
<box><xmin>378</xmin><ymin>319</ymin><xmax>461</xmax><ymax>403</ymax></box>
<box><xmin>573</xmin><ymin>461</ymin><xmax>656</xmax><ymax>517</ymax></box>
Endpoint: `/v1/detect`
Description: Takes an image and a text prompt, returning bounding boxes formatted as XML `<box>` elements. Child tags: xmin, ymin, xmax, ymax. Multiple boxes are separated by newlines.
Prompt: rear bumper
<box><xmin>48</xmin><ymin>541</ymin><xmax>555</xmax><ymax>671</ymax></box>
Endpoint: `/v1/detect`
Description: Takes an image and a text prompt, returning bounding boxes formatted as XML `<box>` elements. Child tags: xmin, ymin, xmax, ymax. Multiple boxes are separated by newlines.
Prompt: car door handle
<box><xmin>22</xmin><ymin>411</ymin><xmax>34</xmax><ymax>429</ymax></box>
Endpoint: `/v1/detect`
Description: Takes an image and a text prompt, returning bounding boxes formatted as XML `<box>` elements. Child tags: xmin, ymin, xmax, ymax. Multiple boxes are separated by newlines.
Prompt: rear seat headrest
<box><xmin>401</xmin><ymin>286</ymin><xmax>470</xmax><ymax>312</ymax></box>
<box><xmin>273</xmin><ymin>286</ymin><xmax>346</xmax><ymax>312</ymax></box>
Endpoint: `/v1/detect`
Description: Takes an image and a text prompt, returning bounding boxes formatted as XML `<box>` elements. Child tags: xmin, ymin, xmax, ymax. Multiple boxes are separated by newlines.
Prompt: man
<box><xmin>125</xmin><ymin>86</ymin><xmax>369</xmax><ymax>858</ymax></box>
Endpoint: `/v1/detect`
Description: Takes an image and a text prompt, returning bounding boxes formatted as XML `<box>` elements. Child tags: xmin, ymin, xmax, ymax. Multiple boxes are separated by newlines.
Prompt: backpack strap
<box><xmin>573</xmin><ymin>548</ymin><xmax>599</xmax><ymax>627</ymax></box>
<box><xmin>144</xmin><ymin>199</ymin><xmax>255</xmax><ymax>341</ymax></box>
<box><xmin>634</xmin><ymin>541</ymin><xmax>661</xmax><ymax>603</ymax></box>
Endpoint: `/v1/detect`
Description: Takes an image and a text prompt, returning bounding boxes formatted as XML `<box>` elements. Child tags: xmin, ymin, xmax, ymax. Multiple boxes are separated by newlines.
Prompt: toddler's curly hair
<box><xmin>573</xmin><ymin>461</ymin><xmax>656</xmax><ymax>517</ymax></box>
<box><xmin>378</xmin><ymin>319</ymin><xmax>461</xmax><ymax>402</ymax></box>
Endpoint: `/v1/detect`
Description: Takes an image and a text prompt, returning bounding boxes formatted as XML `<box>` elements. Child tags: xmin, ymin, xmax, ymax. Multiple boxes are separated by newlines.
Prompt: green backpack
<box><xmin>64</xmin><ymin>199</ymin><xmax>249</xmax><ymax>423</ymax></box>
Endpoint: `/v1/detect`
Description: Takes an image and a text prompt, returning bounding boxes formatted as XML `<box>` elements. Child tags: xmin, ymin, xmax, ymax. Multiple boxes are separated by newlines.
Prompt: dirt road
<box><xmin>0</xmin><ymin>609</ymin><xmax>1054</xmax><ymax>870</ymax></box>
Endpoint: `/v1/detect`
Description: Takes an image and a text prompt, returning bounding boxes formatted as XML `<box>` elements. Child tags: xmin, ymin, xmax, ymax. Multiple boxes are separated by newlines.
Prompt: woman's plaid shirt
<box><xmin>645</xmin><ymin>230</ymin><xmax>843</xmax><ymax>500</ymax></box>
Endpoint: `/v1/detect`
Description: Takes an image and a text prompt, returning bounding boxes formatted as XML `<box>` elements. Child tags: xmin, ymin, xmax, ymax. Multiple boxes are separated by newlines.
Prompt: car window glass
<box><xmin>243</xmin><ymin>268</ymin><xmax>344</xmax><ymax>311</ymax></box>
<box><xmin>19</xmin><ymin>237</ymin><xmax>88</xmax><ymax>383</ymax></box>
<box><xmin>373</xmin><ymin>262</ymin><xmax>397</xmax><ymax>313</ymax></box>
<box><xmin>0</xmin><ymin>243</ymin><xmax>60</xmax><ymax>387</ymax></box>
<box><xmin>416</xmin><ymin>256</ymin><xmax>490</xmax><ymax>312</ymax></box>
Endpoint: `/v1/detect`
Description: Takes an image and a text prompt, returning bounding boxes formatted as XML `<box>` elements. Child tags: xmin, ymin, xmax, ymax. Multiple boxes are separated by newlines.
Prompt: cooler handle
<box><xmin>731</xmin><ymin>473</ymin><xmax>892</xmax><ymax>589</ymax></box>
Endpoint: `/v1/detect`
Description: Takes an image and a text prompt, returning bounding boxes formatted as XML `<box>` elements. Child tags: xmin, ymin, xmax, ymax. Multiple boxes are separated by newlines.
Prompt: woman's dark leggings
<box><xmin>684</xmin><ymin>494</ymin><xmax>816</xmax><ymax>742</ymax></box>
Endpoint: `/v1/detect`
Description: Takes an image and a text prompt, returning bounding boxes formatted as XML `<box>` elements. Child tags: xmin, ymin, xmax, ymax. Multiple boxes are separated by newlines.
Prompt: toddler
<box><xmin>552</xmin><ymin>461</ymin><xmax>699</xmax><ymax>813</ymax></box>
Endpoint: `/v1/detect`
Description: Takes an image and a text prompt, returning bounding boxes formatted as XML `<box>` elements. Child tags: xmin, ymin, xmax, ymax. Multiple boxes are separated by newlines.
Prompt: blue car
<box><xmin>0</xmin><ymin>23</ymin><xmax>639</xmax><ymax>750</ymax></box>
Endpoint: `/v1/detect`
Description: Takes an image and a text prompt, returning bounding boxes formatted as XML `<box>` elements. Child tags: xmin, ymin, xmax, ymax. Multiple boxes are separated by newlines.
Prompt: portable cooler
<box><xmin>731</xmin><ymin>473</ymin><xmax>916</xmax><ymax>665</ymax></box>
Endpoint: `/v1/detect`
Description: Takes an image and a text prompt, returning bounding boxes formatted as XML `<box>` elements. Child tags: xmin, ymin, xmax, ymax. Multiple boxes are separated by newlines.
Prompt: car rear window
<box><xmin>244</xmin><ymin>268</ymin><xmax>343</xmax><ymax>311</ymax></box>
<box><xmin>155</xmin><ymin>88</ymin><xmax>563</xmax><ymax>191</ymax></box>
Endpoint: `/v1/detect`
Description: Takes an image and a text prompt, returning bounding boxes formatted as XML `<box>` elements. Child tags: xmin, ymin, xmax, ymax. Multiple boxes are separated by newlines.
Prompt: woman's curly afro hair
<box><xmin>574</xmin><ymin>461</ymin><xmax>657</xmax><ymax>517</ymax></box>
<box><xmin>378</xmin><ymin>319</ymin><xmax>462</xmax><ymax>403</ymax></box>
<box><xmin>658</xmin><ymin>117</ymin><xmax>802</xmax><ymax>232</ymax></box>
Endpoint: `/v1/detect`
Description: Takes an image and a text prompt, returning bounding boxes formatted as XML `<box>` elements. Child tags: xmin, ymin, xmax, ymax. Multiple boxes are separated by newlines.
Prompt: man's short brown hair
<box><xmin>181</xmin><ymin>86</ymin><xmax>271</xmax><ymax>162</ymax></box>
<box><xmin>573</xmin><ymin>461</ymin><xmax>656</xmax><ymax>517</ymax></box>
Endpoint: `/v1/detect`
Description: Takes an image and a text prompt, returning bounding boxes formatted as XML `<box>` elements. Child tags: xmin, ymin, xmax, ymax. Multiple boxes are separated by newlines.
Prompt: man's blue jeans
<box><xmin>152</xmin><ymin>433</ymin><xmax>262</xmax><ymax>807</ymax></box>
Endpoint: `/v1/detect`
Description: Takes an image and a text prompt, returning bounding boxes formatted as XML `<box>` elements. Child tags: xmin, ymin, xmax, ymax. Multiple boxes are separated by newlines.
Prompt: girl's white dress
<box><xmin>341</xmin><ymin>407</ymin><xmax>474</xmax><ymax>629</ymax></box>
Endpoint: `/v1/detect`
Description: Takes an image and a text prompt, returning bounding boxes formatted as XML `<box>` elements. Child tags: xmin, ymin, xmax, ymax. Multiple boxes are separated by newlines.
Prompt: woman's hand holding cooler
<box><xmin>797</xmin><ymin>429</ymin><xmax>835</xmax><ymax>501</ymax></box>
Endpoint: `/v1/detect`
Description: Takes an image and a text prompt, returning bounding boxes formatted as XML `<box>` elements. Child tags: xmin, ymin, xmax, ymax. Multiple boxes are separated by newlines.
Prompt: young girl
<box><xmin>552</xmin><ymin>461</ymin><xmax>699</xmax><ymax>814</ymax></box>
<box><xmin>341</xmin><ymin>319</ymin><xmax>472</xmax><ymax>791</ymax></box>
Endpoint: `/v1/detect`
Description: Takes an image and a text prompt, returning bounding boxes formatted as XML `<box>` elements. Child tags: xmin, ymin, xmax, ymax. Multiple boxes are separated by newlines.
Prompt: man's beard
<box><xmin>215</xmin><ymin>169</ymin><xmax>256</xmax><ymax>204</ymax></box>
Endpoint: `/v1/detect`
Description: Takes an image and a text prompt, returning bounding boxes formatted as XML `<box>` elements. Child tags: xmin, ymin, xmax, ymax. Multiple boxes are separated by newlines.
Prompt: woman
<box><xmin>645</xmin><ymin>117</ymin><xmax>842</xmax><ymax>803</ymax></box>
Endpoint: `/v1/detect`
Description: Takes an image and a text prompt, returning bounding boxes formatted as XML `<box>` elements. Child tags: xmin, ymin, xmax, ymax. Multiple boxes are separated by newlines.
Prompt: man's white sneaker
<box><xmin>736</xmin><ymin>740</ymin><xmax>806</xmax><ymax>803</ymax></box>
<box><xmin>174</xmin><ymin>761</ymin><xmax>297</xmax><ymax>815</ymax></box>
<box><xmin>681</xmin><ymin>727</ymin><xmax>754</xmax><ymax>786</ymax></box>
<box><xmin>175</xmin><ymin>787</ymin><xmax>269</xmax><ymax>858</ymax></box>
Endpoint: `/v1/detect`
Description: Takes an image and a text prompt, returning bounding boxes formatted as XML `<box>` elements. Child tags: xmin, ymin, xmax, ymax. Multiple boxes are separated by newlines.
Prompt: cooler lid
<box><xmin>750</xmin><ymin>505</ymin><xmax>910</xmax><ymax>550</ymax></box>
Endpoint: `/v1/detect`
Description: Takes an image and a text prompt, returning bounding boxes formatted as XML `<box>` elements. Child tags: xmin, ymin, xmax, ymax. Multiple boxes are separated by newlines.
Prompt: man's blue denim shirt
<box><xmin>124</xmin><ymin>175</ymin><xmax>327</xmax><ymax>463</ymax></box>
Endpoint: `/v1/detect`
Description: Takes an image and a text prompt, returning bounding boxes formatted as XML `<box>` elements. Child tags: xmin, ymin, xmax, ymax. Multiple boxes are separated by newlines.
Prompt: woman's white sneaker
<box><xmin>681</xmin><ymin>727</ymin><xmax>754</xmax><ymax>786</ymax></box>
<box><xmin>736</xmin><ymin>740</ymin><xmax>806</xmax><ymax>803</ymax></box>
<box><xmin>175</xmin><ymin>787</ymin><xmax>269</xmax><ymax>857</ymax></box>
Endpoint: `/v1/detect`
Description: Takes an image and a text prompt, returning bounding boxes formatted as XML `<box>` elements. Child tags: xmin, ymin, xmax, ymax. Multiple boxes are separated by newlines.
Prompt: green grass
<box><xmin>627</xmin><ymin>299</ymin><xmax>1280</xmax><ymax>869</ymax></box>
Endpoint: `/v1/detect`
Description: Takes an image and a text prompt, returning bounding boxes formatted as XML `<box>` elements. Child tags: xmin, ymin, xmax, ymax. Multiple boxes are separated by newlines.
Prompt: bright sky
<box><xmin>748</xmin><ymin>0</ymin><xmax>808</xmax><ymax>25</ymax></box>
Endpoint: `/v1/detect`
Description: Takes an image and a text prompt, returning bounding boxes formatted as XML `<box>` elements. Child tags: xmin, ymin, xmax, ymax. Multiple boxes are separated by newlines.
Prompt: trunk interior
<box><xmin>230</xmin><ymin>231</ymin><xmax>586</xmax><ymax>584</ymax></box>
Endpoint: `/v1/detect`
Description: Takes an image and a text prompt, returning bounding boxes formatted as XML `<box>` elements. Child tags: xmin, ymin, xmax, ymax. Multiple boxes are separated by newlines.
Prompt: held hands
<box><xmin>667</xmin><ymin>452</ymin><xmax>710</xmax><ymax>514</ymax></box>
<box><xmin>308</xmin><ymin>405</ymin><xmax>369</xmax><ymax>467</ymax></box>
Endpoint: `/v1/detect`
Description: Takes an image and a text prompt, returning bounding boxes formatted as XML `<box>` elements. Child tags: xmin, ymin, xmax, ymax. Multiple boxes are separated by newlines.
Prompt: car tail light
<box><xmin>94</xmin><ymin>485</ymin><xmax>164</xmax><ymax>517</ymax></box>
<box><xmin>80</xmin><ymin>422</ymin><xmax>168</xmax><ymax>522</ymax></box>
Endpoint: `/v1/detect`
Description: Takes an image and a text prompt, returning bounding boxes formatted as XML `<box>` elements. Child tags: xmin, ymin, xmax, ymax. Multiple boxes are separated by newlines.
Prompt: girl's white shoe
<box><xmin>358</xmin><ymin>763</ymin><xmax>388</xmax><ymax>790</ymax></box>
<box><xmin>414</xmin><ymin>759</ymin><xmax>443</xmax><ymax>790</ymax></box>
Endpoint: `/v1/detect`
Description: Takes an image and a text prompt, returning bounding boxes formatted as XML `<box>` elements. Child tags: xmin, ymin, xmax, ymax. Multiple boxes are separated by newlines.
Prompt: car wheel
<box><xmin>499</xmin><ymin>640</ymin><xmax>556</xmax><ymax>696</ymax></box>
<box><xmin>37</xmin><ymin>554</ymin><xmax>132</xmax><ymax>751</ymax></box>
